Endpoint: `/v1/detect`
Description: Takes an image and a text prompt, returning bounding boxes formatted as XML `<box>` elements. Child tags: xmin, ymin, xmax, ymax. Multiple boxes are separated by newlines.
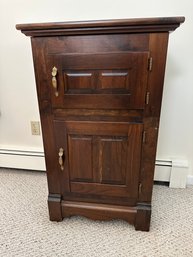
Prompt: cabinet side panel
<box><xmin>139</xmin><ymin>33</ymin><xmax>169</xmax><ymax>202</ymax></box>
<box><xmin>145</xmin><ymin>33</ymin><xmax>169</xmax><ymax>117</ymax></box>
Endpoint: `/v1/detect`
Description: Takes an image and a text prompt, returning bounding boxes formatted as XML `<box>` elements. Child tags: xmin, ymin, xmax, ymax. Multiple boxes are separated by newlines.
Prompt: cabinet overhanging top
<box><xmin>16</xmin><ymin>16</ymin><xmax>185</xmax><ymax>37</ymax></box>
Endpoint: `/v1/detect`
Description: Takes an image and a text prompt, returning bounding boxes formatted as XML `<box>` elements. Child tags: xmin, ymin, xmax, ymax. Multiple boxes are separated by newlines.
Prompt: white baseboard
<box><xmin>154</xmin><ymin>160</ymin><xmax>172</xmax><ymax>182</ymax></box>
<box><xmin>155</xmin><ymin>158</ymin><xmax>190</xmax><ymax>188</ymax></box>
<box><xmin>0</xmin><ymin>148</ymin><xmax>46</xmax><ymax>171</ymax></box>
<box><xmin>169</xmin><ymin>159</ymin><xmax>189</xmax><ymax>188</ymax></box>
<box><xmin>0</xmin><ymin>147</ymin><xmax>192</xmax><ymax>187</ymax></box>
<box><xmin>187</xmin><ymin>175</ymin><xmax>193</xmax><ymax>186</ymax></box>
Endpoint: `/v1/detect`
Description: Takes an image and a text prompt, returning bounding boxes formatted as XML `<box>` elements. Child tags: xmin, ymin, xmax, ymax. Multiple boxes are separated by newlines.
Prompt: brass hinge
<box><xmin>145</xmin><ymin>92</ymin><xmax>150</xmax><ymax>105</ymax></box>
<box><xmin>148</xmin><ymin>57</ymin><xmax>153</xmax><ymax>71</ymax></box>
<box><xmin>139</xmin><ymin>183</ymin><xmax>142</xmax><ymax>194</ymax></box>
<box><xmin>142</xmin><ymin>131</ymin><xmax>146</xmax><ymax>143</ymax></box>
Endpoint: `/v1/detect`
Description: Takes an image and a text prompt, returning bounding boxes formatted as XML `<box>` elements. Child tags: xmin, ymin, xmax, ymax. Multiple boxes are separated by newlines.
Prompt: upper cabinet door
<box><xmin>54</xmin><ymin>121</ymin><xmax>143</xmax><ymax>201</ymax></box>
<box><xmin>44</xmin><ymin>34</ymin><xmax>150</xmax><ymax>110</ymax></box>
<box><xmin>47</xmin><ymin>52</ymin><xmax>149</xmax><ymax>109</ymax></box>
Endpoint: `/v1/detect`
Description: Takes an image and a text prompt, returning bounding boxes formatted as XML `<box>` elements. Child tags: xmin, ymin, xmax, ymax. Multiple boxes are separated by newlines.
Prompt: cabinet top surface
<box><xmin>16</xmin><ymin>16</ymin><xmax>185</xmax><ymax>37</ymax></box>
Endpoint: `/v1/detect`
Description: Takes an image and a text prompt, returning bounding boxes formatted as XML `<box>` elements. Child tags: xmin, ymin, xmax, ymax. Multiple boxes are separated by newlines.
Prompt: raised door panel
<box><xmin>47</xmin><ymin>52</ymin><xmax>149</xmax><ymax>109</ymax></box>
<box><xmin>68</xmin><ymin>135</ymin><xmax>93</xmax><ymax>182</ymax></box>
<box><xmin>97</xmin><ymin>70</ymin><xmax>129</xmax><ymax>92</ymax></box>
<box><xmin>98</xmin><ymin>136</ymin><xmax>127</xmax><ymax>185</ymax></box>
<box><xmin>54</xmin><ymin>121</ymin><xmax>143</xmax><ymax>200</ymax></box>
<box><xmin>64</xmin><ymin>71</ymin><xmax>94</xmax><ymax>93</ymax></box>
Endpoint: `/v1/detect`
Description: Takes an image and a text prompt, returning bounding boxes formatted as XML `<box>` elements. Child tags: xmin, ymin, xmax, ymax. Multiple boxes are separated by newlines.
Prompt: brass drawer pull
<box><xmin>58</xmin><ymin>148</ymin><xmax>64</xmax><ymax>170</ymax></box>
<box><xmin>52</xmin><ymin>66</ymin><xmax>59</xmax><ymax>97</ymax></box>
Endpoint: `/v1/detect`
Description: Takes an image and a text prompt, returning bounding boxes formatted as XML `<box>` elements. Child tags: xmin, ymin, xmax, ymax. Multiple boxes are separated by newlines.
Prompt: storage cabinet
<box><xmin>16</xmin><ymin>17</ymin><xmax>184</xmax><ymax>231</ymax></box>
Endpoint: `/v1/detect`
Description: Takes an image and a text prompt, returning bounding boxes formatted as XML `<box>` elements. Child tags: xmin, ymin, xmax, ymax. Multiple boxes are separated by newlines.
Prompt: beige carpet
<box><xmin>0</xmin><ymin>168</ymin><xmax>193</xmax><ymax>257</ymax></box>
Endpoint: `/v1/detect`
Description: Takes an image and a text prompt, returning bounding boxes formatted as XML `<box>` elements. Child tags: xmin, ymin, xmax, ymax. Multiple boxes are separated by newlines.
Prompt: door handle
<box><xmin>58</xmin><ymin>148</ymin><xmax>64</xmax><ymax>170</ymax></box>
<box><xmin>52</xmin><ymin>66</ymin><xmax>59</xmax><ymax>97</ymax></box>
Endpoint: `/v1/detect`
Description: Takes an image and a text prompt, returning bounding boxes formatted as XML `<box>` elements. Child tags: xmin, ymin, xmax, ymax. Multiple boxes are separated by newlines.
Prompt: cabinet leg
<box><xmin>135</xmin><ymin>203</ymin><xmax>151</xmax><ymax>231</ymax></box>
<box><xmin>48</xmin><ymin>194</ymin><xmax>63</xmax><ymax>221</ymax></box>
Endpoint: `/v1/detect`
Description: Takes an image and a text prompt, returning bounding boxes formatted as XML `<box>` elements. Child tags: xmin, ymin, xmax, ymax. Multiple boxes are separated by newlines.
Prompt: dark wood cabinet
<box><xmin>16</xmin><ymin>17</ymin><xmax>184</xmax><ymax>231</ymax></box>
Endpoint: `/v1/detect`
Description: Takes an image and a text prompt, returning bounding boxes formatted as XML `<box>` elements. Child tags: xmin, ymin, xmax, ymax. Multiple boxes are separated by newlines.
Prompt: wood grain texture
<box><xmin>61</xmin><ymin>201</ymin><xmax>137</xmax><ymax>224</ymax></box>
<box><xmin>54</xmin><ymin>121</ymin><xmax>143</xmax><ymax>200</ymax></box>
<box><xmin>47</xmin><ymin>51</ymin><xmax>149</xmax><ymax>109</ymax></box>
<box><xmin>46</xmin><ymin>34</ymin><xmax>149</xmax><ymax>54</ymax></box>
<box><xmin>138</xmin><ymin>33</ymin><xmax>170</xmax><ymax>203</ymax></box>
<box><xmin>31</xmin><ymin>39</ymin><xmax>61</xmax><ymax>194</ymax></box>
<box><xmin>53</xmin><ymin>109</ymin><xmax>143</xmax><ymax>122</ymax></box>
<box><xmin>135</xmin><ymin>203</ymin><xmax>151</xmax><ymax>231</ymax></box>
<box><xmin>48</xmin><ymin>194</ymin><xmax>62</xmax><ymax>221</ymax></box>
<box><xmin>62</xmin><ymin>192</ymin><xmax>137</xmax><ymax>206</ymax></box>
<box><xmin>68</xmin><ymin>135</ymin><xmax>93</xmax><ymax>182</ymax></box>
<box><xmin>16</xmin><ymin>16</ymin><xmax>185</xmax><ymax>36</ymax></box>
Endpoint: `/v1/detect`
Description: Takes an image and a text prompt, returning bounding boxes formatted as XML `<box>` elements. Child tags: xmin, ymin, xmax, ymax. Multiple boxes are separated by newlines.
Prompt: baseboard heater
<box><xmin>155</xmin><ymin>159</ymin><xmax>189</xmax><ymax>188</ymax></box>
<box><xmin>0</xmin><ymin>148</ymin><xmax>46</xmax><ymax>171</ymax></box>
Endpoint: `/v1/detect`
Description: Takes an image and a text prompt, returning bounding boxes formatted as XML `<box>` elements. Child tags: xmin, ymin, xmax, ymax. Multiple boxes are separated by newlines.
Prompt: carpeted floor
<box><xmin>0</xmin><ymin>168</ymin><xmax>193</xmax><ymax>257</ymax></box>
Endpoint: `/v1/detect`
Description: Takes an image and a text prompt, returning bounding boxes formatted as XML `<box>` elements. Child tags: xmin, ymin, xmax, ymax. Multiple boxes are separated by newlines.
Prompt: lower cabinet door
<box><xmin>54</xmin><ymin>121</ymin><xmax>143</xmax><ymax>201</ymax></box>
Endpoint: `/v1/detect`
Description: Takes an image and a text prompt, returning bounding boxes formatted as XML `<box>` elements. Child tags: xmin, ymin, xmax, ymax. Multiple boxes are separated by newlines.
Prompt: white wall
<box><xmin>0</xmin><ymin>0</ymin><xmax>193</xmax><ymax>175</ymax></box>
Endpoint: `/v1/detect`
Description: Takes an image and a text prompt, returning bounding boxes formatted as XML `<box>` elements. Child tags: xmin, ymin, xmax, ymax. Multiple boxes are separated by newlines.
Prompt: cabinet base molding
<box><xmin>48</xmin><ymin>199</ymin><xmax>152</xmax><ymax>231</ymax></box>
<box><xmin>48</xmin><ymin>194</ymin><xmax>62</xmax><ymax>221</ymax></box>
<box><xmin>135</xmin><ymin>203</ymin><xmax>151</xmax><ymax>231</ymax></box>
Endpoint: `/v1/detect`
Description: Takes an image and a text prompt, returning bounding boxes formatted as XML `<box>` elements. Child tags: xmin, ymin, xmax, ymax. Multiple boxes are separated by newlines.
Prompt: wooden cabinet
<box><xmin>16</xmin><ymin>17</ymin><xmax>184</xmax><ymax>231</ymax></box>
